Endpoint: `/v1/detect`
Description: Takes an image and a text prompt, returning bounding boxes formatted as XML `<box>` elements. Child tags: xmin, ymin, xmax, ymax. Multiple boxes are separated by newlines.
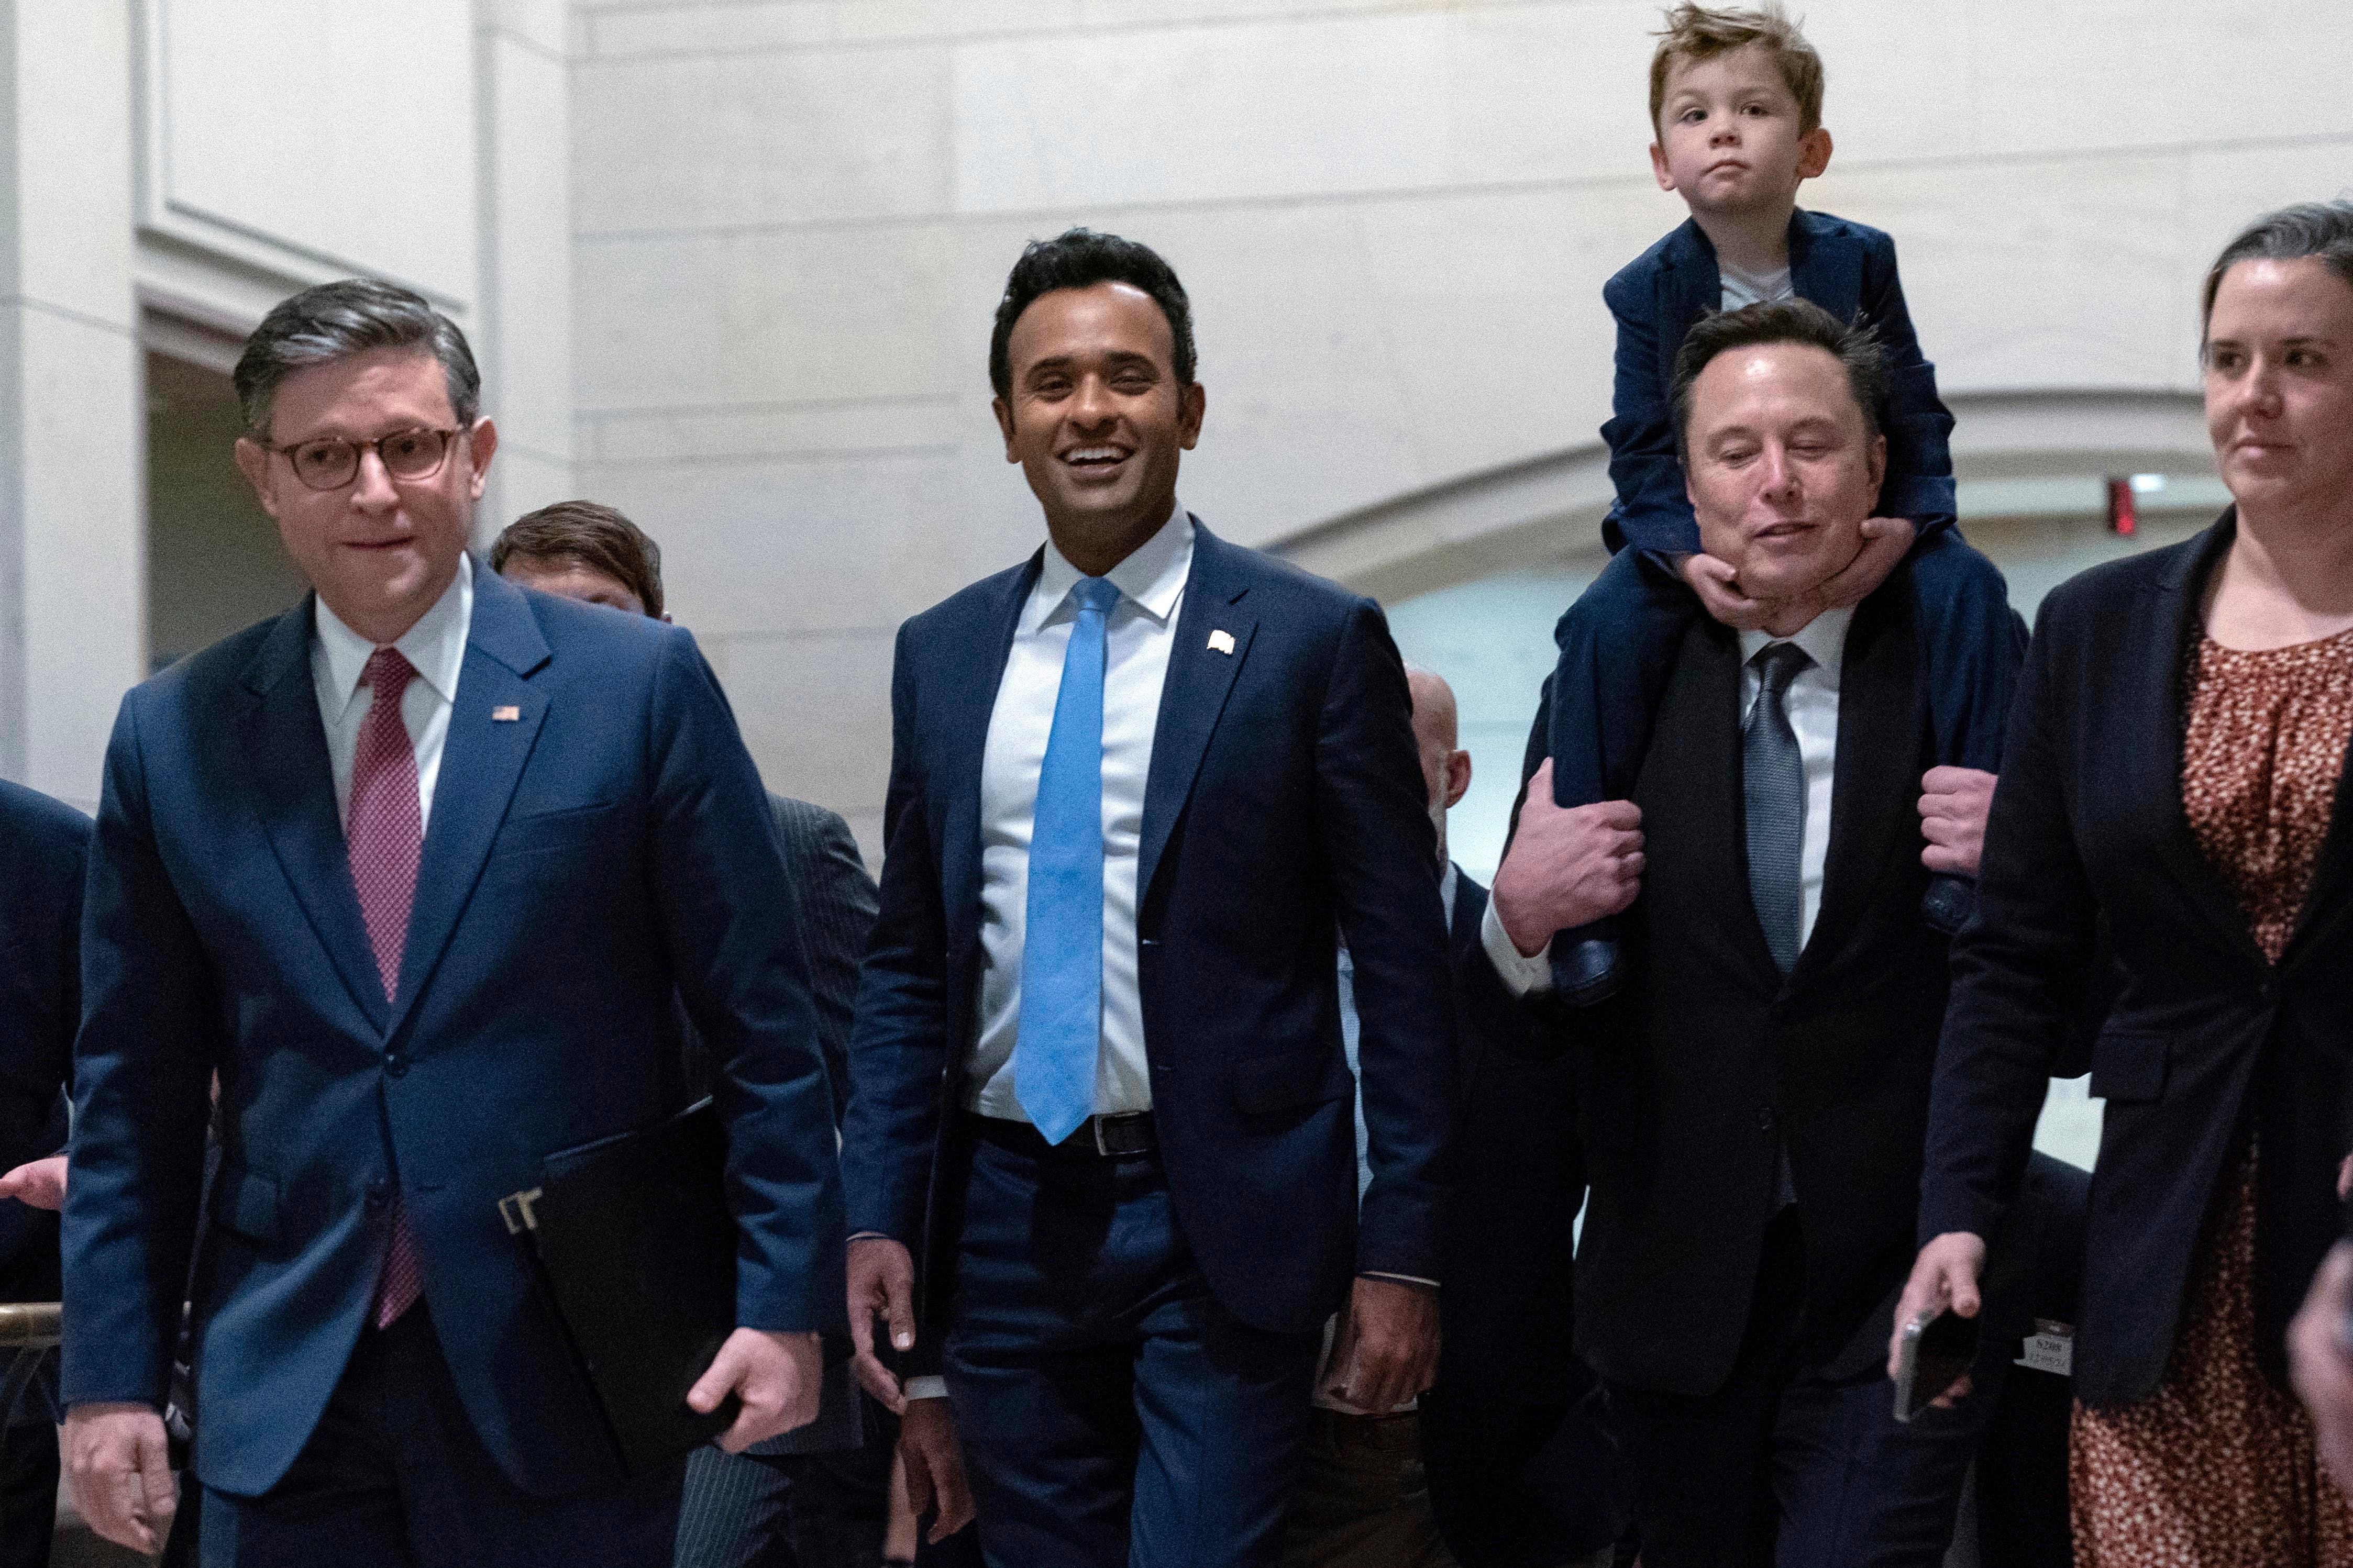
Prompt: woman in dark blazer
<box><xmin>1896</xmin><ymin>201</ymin><xmax>2353</xmax><ymax>1564</ymax></box>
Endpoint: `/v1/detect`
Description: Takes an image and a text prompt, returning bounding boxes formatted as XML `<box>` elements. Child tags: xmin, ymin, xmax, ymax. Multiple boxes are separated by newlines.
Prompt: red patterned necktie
<box><xmin>349</xmin><ymin>646</ymin><xmax>425</xmax><ymax>1328</ymax></box>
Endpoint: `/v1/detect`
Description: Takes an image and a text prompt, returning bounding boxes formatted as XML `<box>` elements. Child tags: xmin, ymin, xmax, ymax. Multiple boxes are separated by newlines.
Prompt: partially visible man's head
<box><xmin>1405</xmin><ymin>665</ymin><xmax>1472</xmax><ymax>867</ymax></box>
<box><xmin>1671</xmin><ymin>298</ymin><xmax>1887</xmax><ymax>606</ymax></box>
<box><xmin>989</xmin><ymin>229</ymin><xmax>1205</xmax><ymax>569</ymax></box>
<box><xmin>493</xmin><ymin>501</ymin><xmax>667</xmax><ymax>620</ymax></box>
<box><xmin>231</xmin><ymin>280</ymin><xmax>495</xmax><ymax>644</ymax></box>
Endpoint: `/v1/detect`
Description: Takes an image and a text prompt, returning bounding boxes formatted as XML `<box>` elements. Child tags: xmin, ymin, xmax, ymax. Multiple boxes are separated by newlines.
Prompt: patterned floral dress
<box><xmin>2070</xmin><ymin>626</ymin><xmax>2353</xmax><ymax>1566</ymax></box>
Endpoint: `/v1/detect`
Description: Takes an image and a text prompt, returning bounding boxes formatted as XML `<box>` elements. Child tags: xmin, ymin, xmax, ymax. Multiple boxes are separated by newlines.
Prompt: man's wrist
<box><xmin>1480</xmin><ymin>901</ymin><xmax>1556</xmax><ymax>997</ymax></box>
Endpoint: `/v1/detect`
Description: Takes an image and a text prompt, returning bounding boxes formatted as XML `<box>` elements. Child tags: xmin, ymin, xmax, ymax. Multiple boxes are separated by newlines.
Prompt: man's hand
<box><xmin>1492</xmin><ymin>761</ymin><xmax>1644</xmax><ymax>957</ymax></box>
<box><xmin>65</xmin><ymin>1403</ymin><xmax>176</xmax><ymax>1554</ymax></box>
<box><xmin>687</xmin><ymin>1328</ymin><xmax>822</xmax><ymax>1451</ymax></box>
<box><xmin>0</xmin><ymin>1154</ymin><xmax>67</xmax><ymax>1211</ymax></box>
<box><xmin>898</xmin><ymin>1394</ymin><xmax>977</xmax><ymax>1542</ymax></box>
<box><xmin>1888</xmin><ymin>1232</ymin><xmax>1987</xmax><ymax>1407</ymax></box>
<box><xmin>2291</xmin><ymin>1242</ymin><xmax>2353</xmax><ymax>1492</ymax></box>
<box><xmin>1329</xmin><ymin>1276</ymin><xmax>1440</xmax><ymax>1415</ymax></box>
<box><xmin>1918</xmin><ymin>767</ymin><xmax>1997</xmax><ymax>878</ymax></box>
<box><xmin>848</xmin><ymin>1235</ymin><xmax>916</xmax><ymax>1412</ymax></box>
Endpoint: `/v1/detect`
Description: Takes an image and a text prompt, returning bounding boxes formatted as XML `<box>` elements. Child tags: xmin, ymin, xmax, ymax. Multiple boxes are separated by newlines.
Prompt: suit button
<box><xmin>1758</xmin><ymin>1106</ymin><xmax>1777</xmax><ymax>1132</ymax></box>
<box><xmin>364</xmin><ymin>1183</ymin><xmax>390</xmax><ymax>1214</ymax></box>
<box><xmin>385</xmin><ymin>1054</ymin><xmax>408</xmax><ymax>1078</ymax></box>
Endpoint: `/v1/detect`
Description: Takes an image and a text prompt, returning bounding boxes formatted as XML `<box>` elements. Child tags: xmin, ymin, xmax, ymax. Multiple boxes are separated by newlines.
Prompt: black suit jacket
<box><xmin>1528</xmin><ymin>577</ymin><xmax>1958</xmax><ymax>1394</ymax></box>
<box><xmin>1424</xmin><ymin>869</ymin><xmax>1626</xmax><ymax>1566</ymax></box>
<box><xmin>0</xmin><ymin>780</ymin><xmax>87</xmax><ymax>1303</ymax></box>
<box><xmin>1921</xmin><ymin>512</ymin><xmax>2353</xmax><ymax>1408</ymax></box>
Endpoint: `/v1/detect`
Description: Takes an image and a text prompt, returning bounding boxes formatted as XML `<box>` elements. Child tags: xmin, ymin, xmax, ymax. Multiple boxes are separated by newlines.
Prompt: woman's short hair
<box><xmin>2201</xmin><ymin>201</ymin><xmax>2353</xmax><ymax>331</ymax></box>
<box><xmin>490</xmin><ymin>501</ymin><xmax>665</xmax><ymax>620</ymax></box>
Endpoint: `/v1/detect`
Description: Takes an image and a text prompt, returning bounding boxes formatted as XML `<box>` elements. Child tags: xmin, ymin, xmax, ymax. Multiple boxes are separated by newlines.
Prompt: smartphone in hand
<box><xmin>1893</xmin><ymin>1305</ymin><xmax>1980</xmax><ymax>1422</ymax></box>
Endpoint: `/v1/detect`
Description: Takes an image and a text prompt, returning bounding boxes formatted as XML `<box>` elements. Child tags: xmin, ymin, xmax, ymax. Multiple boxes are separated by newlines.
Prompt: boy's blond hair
<box><xmin>1649</xmin><ymin>3</ymin><xmax>1825</xmax><ymax>136</ymax></box>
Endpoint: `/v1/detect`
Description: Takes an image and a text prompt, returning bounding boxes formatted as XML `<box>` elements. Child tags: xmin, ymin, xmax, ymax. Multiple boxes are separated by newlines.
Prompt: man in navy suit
<box><xmin>0</xmin><ymin>779</ymin><xmax>88</xmax><ymax>1568</ymax></box>
<box><xmin>61</xmin><ymin>280</ymin><xmax>845</xmax><ymax>1566</ymax></box>
<box><xmin>838</xmin><ymin>229</ymin><xmax>1456</xmax><ymax>1568</ymax></box>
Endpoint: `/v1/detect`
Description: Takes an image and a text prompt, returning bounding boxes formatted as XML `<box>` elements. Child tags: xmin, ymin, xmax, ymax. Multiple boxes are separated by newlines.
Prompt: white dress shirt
<box><xmin>1482</xmin><ymin>607</ymin><xmax>1853</xmax><ymax>995</ymax></box>
<box><xmin>310</xmin><ymin>553</ymin><xmax>474</xmax><ymax>834</ymax></box>
<box><xmin>966</xmin><ymin>503</ymin><xmax>1192</xmax><ymax>1121</ymax></box>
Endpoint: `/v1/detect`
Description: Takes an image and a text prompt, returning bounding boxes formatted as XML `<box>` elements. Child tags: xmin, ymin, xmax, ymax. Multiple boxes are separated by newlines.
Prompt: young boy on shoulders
<box><xmin>1545</xmin><ymin>1</ymin><xmax>2021</xmax><ymax>1002</ymax></box>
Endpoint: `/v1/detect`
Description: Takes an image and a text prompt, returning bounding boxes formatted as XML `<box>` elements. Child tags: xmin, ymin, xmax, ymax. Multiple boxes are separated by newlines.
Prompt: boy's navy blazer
<box><xmin>1600</xmin><ymin>208</ymin><xmax>1958</xmax><ymax>557</ymax></box>
<box><xmin>840</xmin><ymin>520</ymin><xmax>1455</xmax><ymax>1366</ymax></box>
<box><xmin>61</xmin><ymin>564</ymin><xmax>847</xmax><ymax>1500</ymax></box>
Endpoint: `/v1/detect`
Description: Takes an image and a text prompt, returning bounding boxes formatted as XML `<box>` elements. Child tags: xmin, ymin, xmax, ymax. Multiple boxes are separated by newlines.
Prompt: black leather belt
<box><xmin>968</xmin><ymin>1110</ymin><xmax>1157</xmax><ymax>1158</ymax></box>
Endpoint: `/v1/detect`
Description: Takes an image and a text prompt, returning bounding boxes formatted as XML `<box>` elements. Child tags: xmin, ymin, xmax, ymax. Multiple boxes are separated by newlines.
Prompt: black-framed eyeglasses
<box><xmin>259</xmin><ymin>427</ymin><xmax>462</xmax><ymax>492</ymax></box>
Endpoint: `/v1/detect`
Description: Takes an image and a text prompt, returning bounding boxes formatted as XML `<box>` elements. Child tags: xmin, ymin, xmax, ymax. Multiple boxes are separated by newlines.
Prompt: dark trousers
<box><xmin>1603</xmin><ymin>1218</ymin><xmax>1982</xmax><ymax>1568</ymax></box>
<box><xmin>673</xmin><ymin>1399</ymin><xmax>984</xmax><ymax>1568</ymax></box>
<box><xmin>200</xmin><ymin>1308</ymin><xmax>684</xmax><ymax>1568</ymax></box>
<box><xmin>1546</xmin><ymin>530</ymin><xmax>2020</xmax><ymax>814</ymax></box>
<box><xmin>0</xmin><ymin>1349</ymin><xmax>57</xmax><ymax>1568</ymax></box>
<box><xmin>1277</xmin><ymin>1410</ymin><xmax>1456</xmax><ymax>1568</ymax></box>
<box><xmin>941</xmin><ymin>1124</ymin><xmax>1321</xmax><ymax>1568</ymax></box>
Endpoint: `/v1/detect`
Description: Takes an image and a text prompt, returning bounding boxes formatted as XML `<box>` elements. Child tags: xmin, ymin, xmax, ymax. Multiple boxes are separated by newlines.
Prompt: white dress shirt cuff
<box><xmin>1479</xmin><ymin>900</ymin><xmax>1556</xmax><ymax>998</ymax></box>
<box><xmin>903</xmin><ymin>1376</ymin><xmax>949</xmax><ymax>1400</ymax></box>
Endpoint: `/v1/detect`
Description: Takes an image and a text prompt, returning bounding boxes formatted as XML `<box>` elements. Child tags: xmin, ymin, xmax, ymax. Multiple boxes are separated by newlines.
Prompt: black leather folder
<box><xmin>500</xmin><ymin>1098</ymin><xmax>739</xmax><ymax>1475</ymax></box>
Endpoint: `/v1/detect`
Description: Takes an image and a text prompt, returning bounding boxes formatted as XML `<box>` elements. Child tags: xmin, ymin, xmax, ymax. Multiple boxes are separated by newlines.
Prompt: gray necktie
<box><xmin>1744</xmin><ymin>642</ymin><xmax>1811</xmax><ymax>974</ymax></box>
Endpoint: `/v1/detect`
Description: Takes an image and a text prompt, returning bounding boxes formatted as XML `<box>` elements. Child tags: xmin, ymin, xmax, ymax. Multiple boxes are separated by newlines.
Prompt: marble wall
<box><xmin>568</xmin><ymin>0</ymin><xmax>2353</xmax><ymax>853</ymax></box>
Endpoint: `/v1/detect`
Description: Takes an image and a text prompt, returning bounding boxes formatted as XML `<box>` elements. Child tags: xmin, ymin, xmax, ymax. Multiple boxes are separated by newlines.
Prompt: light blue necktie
<box><xmin>1015</xmin><ymin>575</ymin><xmax>1121</xmax><ymax>1143</ymax></box>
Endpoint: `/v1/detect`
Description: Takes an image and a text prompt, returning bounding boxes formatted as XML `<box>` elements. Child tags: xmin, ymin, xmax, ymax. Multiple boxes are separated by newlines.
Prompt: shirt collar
<box><xmin>1033</xmin><ymin>499</ymin><xmax>1193</xmax><ymax>629</ymax></box>
<box><xmin>1739</xmin><ymin>603</ymin><xmax>1853</xmax><ymax>687</ymax></box>
<box><xmin>314</xmin><ymin>552</ymin><xmax>474</xmax><ymax>715</ymax></box>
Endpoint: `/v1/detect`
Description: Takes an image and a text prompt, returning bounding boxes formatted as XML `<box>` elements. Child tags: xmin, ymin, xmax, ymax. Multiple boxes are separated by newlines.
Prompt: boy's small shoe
<box><xmin>1921</xmin><ymin>874</ymin><xmax>1975</xmax><ymax>935</ymax></box>
<box><xmin>1552</xmin><ymin>936</ymin><xmax>1625</xmax><ymax>1007</ymax></box>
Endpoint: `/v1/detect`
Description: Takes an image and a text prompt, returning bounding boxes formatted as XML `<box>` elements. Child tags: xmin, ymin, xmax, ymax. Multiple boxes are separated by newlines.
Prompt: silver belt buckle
<box><xmin>1092</xmin><ymin>1116</ymin><xmax>1111</xmax><ymax>1156</ymax></box>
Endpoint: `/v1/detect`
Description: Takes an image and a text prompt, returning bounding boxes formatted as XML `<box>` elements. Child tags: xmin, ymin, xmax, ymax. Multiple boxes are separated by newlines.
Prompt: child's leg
<box><xmin>1548</xmin><ymin>548</ymin><xmax>1699</xmax><ymax>809</ymax></box>
<box><xmin>1907</xmin><ymin>531</ymin><xmax>2028</xmax><ymax>933</ymax></box>
<box><xmin>1907</xmin><ymin>530</ymin><xmax>2027</xmax><ymax>774</ymax></box>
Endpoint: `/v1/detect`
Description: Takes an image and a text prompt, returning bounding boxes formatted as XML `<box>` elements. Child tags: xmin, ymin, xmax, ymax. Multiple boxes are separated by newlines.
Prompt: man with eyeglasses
<box><xmin>59</xmin><ymin>279</ymin><xmax>846</xmax><ymax>1567</ymax></box>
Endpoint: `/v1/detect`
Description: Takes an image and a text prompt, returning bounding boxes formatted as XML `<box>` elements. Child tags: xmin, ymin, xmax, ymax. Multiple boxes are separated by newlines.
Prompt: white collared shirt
<box><xmin>310</xmin><ymin>553</ymin><xmax>474</xmax><ymax>834</ymax></box>
<box><xmin>1482</xmin><ymin>607</ymin><xmax>1853</xmax><ymax>995</ymax></box>
<box><xmin>966</xmin><ymin>503</ymin><xmax>1192</xmax><ymax>1121</ymax></box>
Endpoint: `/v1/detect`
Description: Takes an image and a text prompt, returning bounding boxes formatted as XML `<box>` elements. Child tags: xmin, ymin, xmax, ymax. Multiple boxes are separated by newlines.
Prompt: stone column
<box><xmin>0</xmin><ymin>0</ymin><xmax>142</xmax><ymax>807</ymax></box>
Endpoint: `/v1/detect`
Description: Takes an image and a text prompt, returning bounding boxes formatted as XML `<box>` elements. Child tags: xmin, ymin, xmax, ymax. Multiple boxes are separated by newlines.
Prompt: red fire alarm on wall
<box><xmin>2105</xmin><ymin>477</ymin><xmax>2138</xmax><ymax>537</ymax></box>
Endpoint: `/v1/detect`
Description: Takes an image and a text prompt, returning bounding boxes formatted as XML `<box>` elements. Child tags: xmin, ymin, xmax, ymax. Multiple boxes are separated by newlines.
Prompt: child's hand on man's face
<box><xmin>1677</xmin><ymin>551</ymin><xmax>1776</xmax><ymax>630</ymax></box>
<box><xmin>1682</xmin><ymin>516</ymin><xmax>1918</xmax><ymax>633</ymax></box>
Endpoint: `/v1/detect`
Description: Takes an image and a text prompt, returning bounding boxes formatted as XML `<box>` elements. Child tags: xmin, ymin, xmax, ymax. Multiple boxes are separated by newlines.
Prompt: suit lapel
<box><xmin>1789</xmin><ymin>210</ymin><xmax>1863</xmax><ymax>323</ymax></box>
<box><xmin>936</xmin><ymin>555</ymin><xmax>1040</xmax><ymax>955</ymax></box>
<box><xmin>1656</xmin><ymin>619</ymin><xmax>1781</xmax><ymax>988</ymax></box>
<box><xmin>1139</xmin><ymin>522</ymin><xmax>1257</xmax><ymax>903</ymax></box>
<box><xmin>1659</xmin><ymin>221</ymin><xmax>1719</xmax><ymax>375</ymax></box>
<box><xmin>1793</xmin><ymin>589</ymin><xmax>1917</xmax><ymax>987</ymax></box>
<box><xmin>234</xmin><ymin>599</ymin><xmax>393</xmax><ymax>1034</ymax></box>
<box><xmin>383</xmin><ymin>569</ymin><xmax>552</xmax><ymax>1041</ymax></box>
<box><xmin>2128</xmin><ymin>515</ymin><xmax>2270</xmax><ymax>965</ymax></box>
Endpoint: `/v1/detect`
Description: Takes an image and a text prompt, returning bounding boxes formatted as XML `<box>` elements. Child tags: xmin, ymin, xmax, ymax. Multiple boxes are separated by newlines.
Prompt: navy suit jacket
<box><xmin>1600</xmin><ymin>209</ymin><xmax>1958</xmax><ymax>557</ymax></box>
<box><xmin>0</xmin><ymin>780</ymin><xmax>87</xmax><ymax>1302</ymax></box>
<box><xmin>62</xmin><ymin>564</ymin><xmax>847</xmax><ymax>1499</ymax></box>
<box><xmin>841</xmin><ymin>520</ymin><xmax>1455</xmax><ymax>1364</ymax></box>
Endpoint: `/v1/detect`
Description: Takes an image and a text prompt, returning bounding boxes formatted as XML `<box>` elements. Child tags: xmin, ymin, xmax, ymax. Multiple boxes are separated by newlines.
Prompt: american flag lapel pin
<box><xmin>492</xmin><ymin>705</ymin><xmax>521</xmax><ymax>722</ymax></box>
<box><xmin>1207</xmin><ymin>629</ymin><xmax>1235</xmax><ymax>655</ymax></box>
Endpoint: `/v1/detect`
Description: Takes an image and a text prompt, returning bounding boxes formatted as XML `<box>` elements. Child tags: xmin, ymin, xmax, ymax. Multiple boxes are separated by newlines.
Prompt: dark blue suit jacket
<box><xmin>841</xmin><ymin>521</ymin><xmax>1454</xmax><ymax>1363</ymax></box>
<box><xmin>62</xmin><ymin>564</ymin><xmax>846</xmax><ymax>1499</ymax></box>
<box><xmin>1600</xmin><ymin>209</ymin><xmax>1958</xmax><ymax>557</ymax></box>
<box><xmin>0</xmin><ymin>780</ymin><xmax>87</xmax><ymax>1302</ymax></box>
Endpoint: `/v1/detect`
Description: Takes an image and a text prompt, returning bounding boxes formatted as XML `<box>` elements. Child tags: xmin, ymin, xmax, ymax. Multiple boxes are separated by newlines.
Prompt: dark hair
<box><xmin>491</xmin><ymin>500</ymin><xmax>666</xmax><ymax>620</ymax></box>
<box><xmin>2201</xmin><ymin>200</ymin><xmax>2353</xmax><ymax>331</ymax></box>
<box><xmin>987</xmin><ymin>228</ymin><xmax>1196</xmax><ymax>399</ymax></box>
<box><xmin>1651</xmin><ymin>2</ymin><xmax>1825</xmax><ymax>136</ymax></box>
<box><xmin>1670</xmin><ymin>297</ymin><xmax>1887</xmax><ymax>455</ymax></box>
<box><xmin>234</xmin><ymin>279</ymin><xmax>481</xmax><ymax>439</ymax></box>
